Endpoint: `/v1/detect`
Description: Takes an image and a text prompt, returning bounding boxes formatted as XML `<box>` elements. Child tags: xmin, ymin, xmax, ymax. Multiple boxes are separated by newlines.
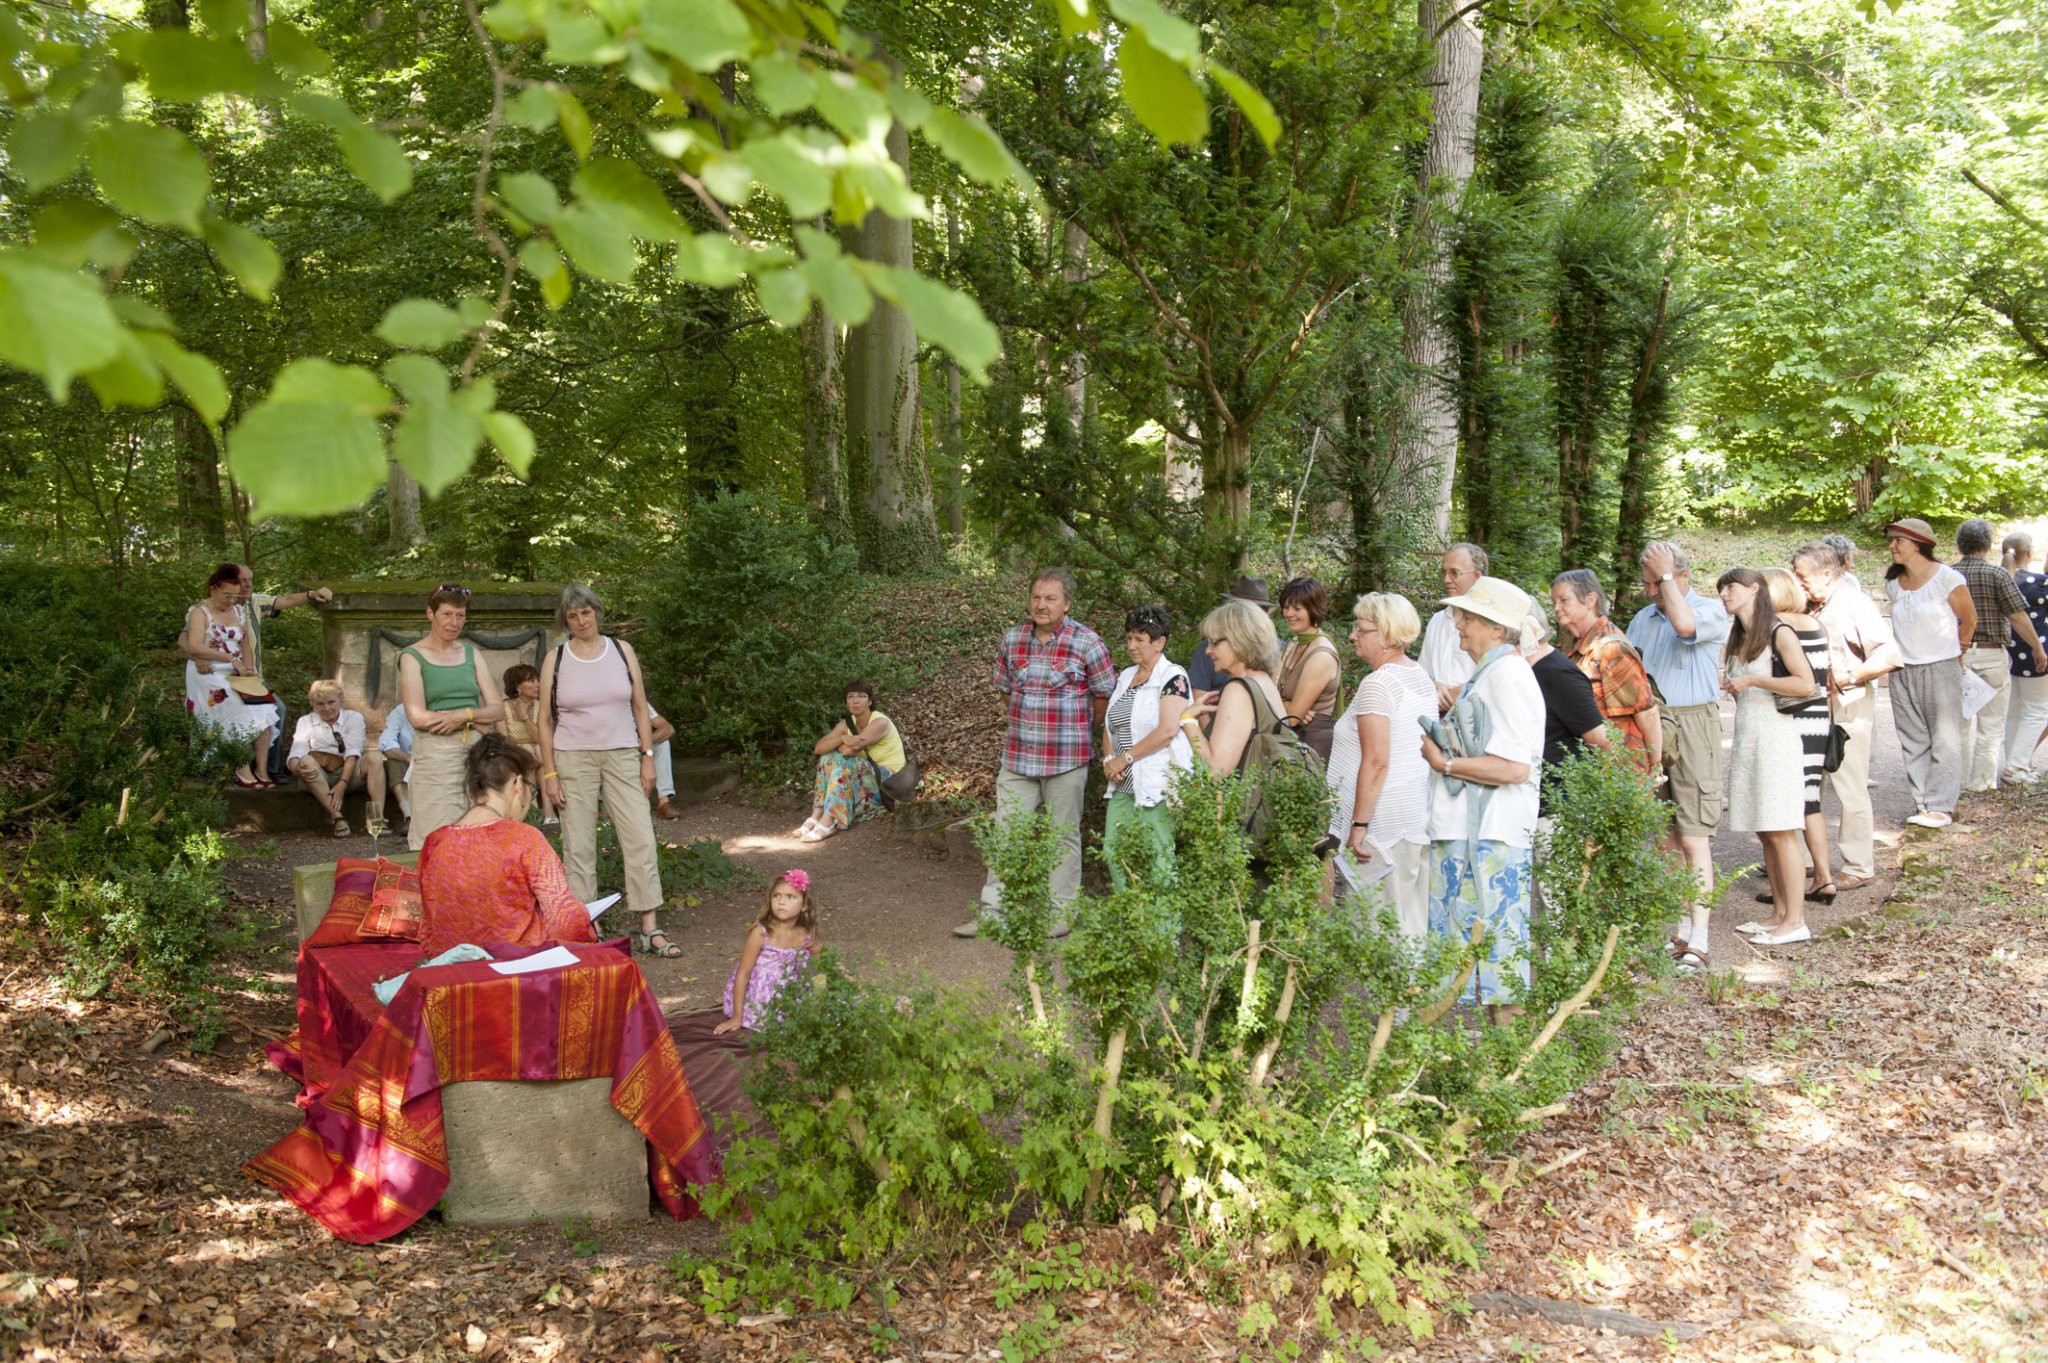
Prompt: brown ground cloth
<box><xmin>667</xmin><ymin>1008</ymin><xmax>762</xmax><ymax>1159</ymax></box>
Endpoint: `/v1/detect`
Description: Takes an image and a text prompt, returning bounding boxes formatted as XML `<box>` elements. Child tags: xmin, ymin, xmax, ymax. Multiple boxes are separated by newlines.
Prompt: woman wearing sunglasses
<box><xmin>398</xmin><ymin>584</ymin><xmax>505</xmax><ymax>850</ymax></box>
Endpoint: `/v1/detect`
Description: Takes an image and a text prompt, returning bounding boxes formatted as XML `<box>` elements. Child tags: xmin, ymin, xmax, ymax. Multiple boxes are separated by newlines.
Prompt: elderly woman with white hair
<box><xmin>1180</xmin><ymin>596</ymin><xmax>1287</xmax><ymax>775</ymax></box>
<box><xmin>537</xmin><ymin>583</ymin><xmax>675</xmax><ymax>958</ymax></box>
<box><xmin>1418</xmin><ymin>577</ymin><xmax>1546</xmax><ymax>1020</ymax></box>
<box><xmin>1326</xmin><ymin>592</ymin><xmax>1435</xmax><ymax>938</ymax></box>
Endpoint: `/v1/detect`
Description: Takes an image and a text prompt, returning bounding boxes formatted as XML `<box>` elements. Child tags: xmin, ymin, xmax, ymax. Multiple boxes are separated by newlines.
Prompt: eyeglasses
<box><xmin>435</xmin><ymin>584</ymin><xmax>471</xmax><ymax>599</ymax></box>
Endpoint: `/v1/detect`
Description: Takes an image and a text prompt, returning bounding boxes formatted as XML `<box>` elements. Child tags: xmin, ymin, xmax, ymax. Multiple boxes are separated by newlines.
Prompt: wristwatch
<box><xmin>639</xmin><ymin>748</ymin><xmax>654</xmax><ymax>758</ymax></box>
<box><xmin>1657</xmin><ymin>572</ymin><xmax>1675</xmax><ymax>584</ymax></box>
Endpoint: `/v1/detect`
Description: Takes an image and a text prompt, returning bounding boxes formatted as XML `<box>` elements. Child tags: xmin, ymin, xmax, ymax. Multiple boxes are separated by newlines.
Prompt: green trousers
<box><xmin>1104</xmin><ymin>793</ymin><xmax>1174</xmax><ymax>890</ymax></box>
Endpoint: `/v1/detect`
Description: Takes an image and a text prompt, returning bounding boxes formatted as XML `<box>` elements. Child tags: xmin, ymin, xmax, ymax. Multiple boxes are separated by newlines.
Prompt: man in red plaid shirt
<box><xmin>955</xmin><ymin>568</ymin><xmax>1116</xmax><ymax>939</ymax></box>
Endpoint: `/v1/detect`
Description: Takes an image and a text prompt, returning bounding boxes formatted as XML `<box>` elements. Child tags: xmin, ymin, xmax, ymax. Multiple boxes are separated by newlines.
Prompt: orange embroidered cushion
<box><xmin>358</xmin><ymin>858</ymin><xmax>424</xmax><ymax>942</ymax></box>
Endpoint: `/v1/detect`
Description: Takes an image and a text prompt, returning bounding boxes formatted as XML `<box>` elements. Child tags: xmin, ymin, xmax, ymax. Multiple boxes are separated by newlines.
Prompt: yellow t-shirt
<box><xmin>860</xmin><ymin>712</ymin><xmax>906</xmax><ymax>774</ymax></box>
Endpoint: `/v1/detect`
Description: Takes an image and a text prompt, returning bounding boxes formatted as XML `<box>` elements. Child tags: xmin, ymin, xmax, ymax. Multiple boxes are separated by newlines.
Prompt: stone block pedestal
<box><xmin>439</xmin><ymin>1079</ymin><xmax>651</xmax><ymax>1227</ymax></box>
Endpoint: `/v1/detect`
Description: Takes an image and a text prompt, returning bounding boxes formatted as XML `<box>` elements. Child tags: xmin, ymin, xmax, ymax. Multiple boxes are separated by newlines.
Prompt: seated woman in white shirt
<box><xmin>1417</xmin><ymin>577</ymin><xmax>1546</xmax><ymax>1023</ymax></box>
<box><xmin>286</xmin><ymin>680</ymin><xmax>387</xmax><ymax>839</ymax></box>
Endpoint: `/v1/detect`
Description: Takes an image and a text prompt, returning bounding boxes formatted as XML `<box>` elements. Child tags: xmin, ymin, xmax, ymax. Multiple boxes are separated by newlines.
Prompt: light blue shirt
<box><xmin>1625</xmin><ymin>590</ymin><xmax>1731</xmax><ymax>708</ymax></box>
<box><xmin>378</xmin><ymin>706</ymin><xmax>414</xmax><ymax>754</ymax></box>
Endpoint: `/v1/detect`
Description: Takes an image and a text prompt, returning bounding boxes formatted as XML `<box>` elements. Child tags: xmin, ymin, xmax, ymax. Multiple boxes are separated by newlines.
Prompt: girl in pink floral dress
<box><xmin>716</xmin><ymin>869</ymin><xmax>819</xmax><ymax>1033</ymax></box>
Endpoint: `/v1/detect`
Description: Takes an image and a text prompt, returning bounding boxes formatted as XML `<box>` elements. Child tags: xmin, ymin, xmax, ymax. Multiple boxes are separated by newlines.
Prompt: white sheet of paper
<box><xmin>585</xmin><ymin>892</ymin><xmax>621</xmax><ymax>921</ymax></box>
<box><xmin>1960</xmin><ymin>665</ymin><xmax>1997</xmax><ymax>719</ymax></box>
<box><xmin>488</xmin><ymin>945</ymin><xmax>581</xmax><ymax>976</ymax></box>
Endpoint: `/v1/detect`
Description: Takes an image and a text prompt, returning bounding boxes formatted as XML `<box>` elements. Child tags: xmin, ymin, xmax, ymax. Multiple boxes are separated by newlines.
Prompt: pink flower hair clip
<box><xmin>781</xmin><ymin>868</ymin><xmax>811</xmax><ymax>894</ymax></box>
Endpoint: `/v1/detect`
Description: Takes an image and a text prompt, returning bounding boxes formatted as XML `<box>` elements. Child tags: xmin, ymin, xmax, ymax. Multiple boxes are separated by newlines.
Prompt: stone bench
<box><xmin>293</xmin><ymin>860</ymin><xmax>652</xmax><ymax>1226</ymax></box>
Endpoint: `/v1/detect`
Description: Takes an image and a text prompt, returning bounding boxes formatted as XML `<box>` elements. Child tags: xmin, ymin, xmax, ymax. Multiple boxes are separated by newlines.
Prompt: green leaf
<box><xmin>552</xmin><ymin>202</ymin><xmax>639</xmax><ymax>283</ymax></box>
<box><xmin>640</xmin><ymin>0</ymin><xmax>752</xmax><ymax>69</ymax></box>
<box><xmin>87</xmin><ymin>121</ymin><xmax>209</xmax><ymax>231</ymax></box>
<box><xmin>794</xmin><ymin>226</ymin><xmax>871</xmax><ymax>327</ymax></box>
<box><xmin>1107</xmin><ymin>0</ymin><xmax>1200</xmax><ymax>62</ymax></box>
<box><xmin>290</xmin><ymin>93</ymin><xmax>413</xmax><ymax>202</ymax></box>
<box><xmin>867</xmin><ymin>264</ymin><xmax>998</xmax><ymax>380</ymax></box>
<box><xmin>32</xmin><ymin>202</ymin><xmax>135</xmax><ymax>271</ymax></box>
<box><xmin>836</xmin><ymin>141</ymin><xmax>925</xmax><ymax>222</ymax></box>
<box><xmin>572</xmin><ymin>157</ymin><xmax>688</xmax><ymax>241</ymax></box>
<box><xmin>1052</xmin><ymin>0</ymin><xmax>1095</xmax><ymax>37</ymax></box>
<box><xmin>130</xmin><ymin>29</ymin><xmax>273</xmax><ymax>101</ymax></box>
<box><xmin>137</xmin><ymin>331</ymin><xmax>230</xmax><ymax>424</ymax></box>
<box><xmin>8</xmin><ymin>109</ymin><xmax>86</xmax><ymax>192</ymax></box>
<box><xmin>265</xmin><ymin>20</ymin><xmax>332</xmax><ymax>76</ymax></box>
<box><xmin>201</xmin><ymin>212</ymin><xmax>282</xmax><ymax>301</ymax></box>
<box><xmin>0</xmin><ymin>251</ymin><xmax>124</xmax><ymax>398</ymax></box>
<box><xmin>924</xmin><ymin>108</ymin><xmax>1032</xmax><ymax>191</ymax></box>
<box><xmin>543</xmin><ymin>11</ymin><xmax>622</xmax><ymax>63</ymax></box>
<box><xmin>456</xmin><ymin>295</ymin><xmax>496</xmax><ymax>328</ymax></box>
<box><xmin>382</xmin><ymin>354</ymin><xmax>448</xmax><ymax>403</ymax></box>
<box><xmin>268</xmin><ymin>358</ymin><xmax>394</xmax><ymax>410</ymax></box>
<box><xmin>811</xmin><ymin>71</ymin><xmax>889</xmax><ymax>142</ymax></box>
<box><xmin>392</xmin><ymin>395</ymin><xmax>486</xmax><ymax>496</ymax></box>
<box><xmin>673</xmin><ymin>232</ymin><xmax>746</xmax><ymax>287</ymax></box>
<box><xmin>110</xmin><ymin>295</ymin><xmax>175</xmax><ymax>330</ymax></box>
<box><xmin>884</xmin><ymin>82</ymin><xmax>931</xmax><ymax>129</ymax></box>
<box><xmin>484</xmin><ymin>409</ymin><xmax>537</xmax><ymax>476</ymax></box>
<box><xmin>377</xmin><ymin>299</ymin><xmax>470</xmax><ymax>350</ymax></box>
<box><xmin>519</xmin><ymin>237</ymin><xmax>573</xmax><ymax>309</ymax></box>
<box><xmin>83</xmin><ymin>329</ymin><xmax>165</xmax><ymax>409</ymax></box>
<box><xmin>507</xmin><ymin>84</ymin><xmax>561</xmax><ymax>131</ymax></box>
<box><xmin>556</xmin><ymin>90</ymin><xmax>595</xmax><ymax>161</ymax></box>
<box><xmin>228</xmin><ymin>401</ymin><xmax>387</xmax><ymax>517</ymax></box>
<box><xmin>699</xmin><ymin>150</ymin><xmax>758</xmax><ymax>206</ymax></box>
<box><xmin>754</xmin><ymin>267</ymin><xmax>810</xmax><ymax>327</ymax></box>
<box><xmin>740</xmin><ymin>133</ymin><xmax>835</xmax><ymax>219</ymax></box>
<box><xmin>1116</xmin><ymin>30</ymin><xmax>1208</xmax><ymax>147</ymax></box>
<box><xmin>498</xmin><ymin>171</ymin><xmax>562</xmax><ymax>225</ymax></box>
<box><xmin>749</xmin><ymin>50</ymin><xmax>814</xmax><ymax>116</ymax></box>
<box><xmin>1207</xmin><ymin>62</ymin><xmax>1279</xmax><ymax>151</ymax></box>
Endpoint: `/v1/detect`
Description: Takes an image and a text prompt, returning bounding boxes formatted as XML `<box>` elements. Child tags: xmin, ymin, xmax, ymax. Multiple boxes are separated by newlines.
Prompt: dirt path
<box><xmin>4</xmin><ymin>786</ymin><xmax>2039</xmax><ymax>1360</ymax></box>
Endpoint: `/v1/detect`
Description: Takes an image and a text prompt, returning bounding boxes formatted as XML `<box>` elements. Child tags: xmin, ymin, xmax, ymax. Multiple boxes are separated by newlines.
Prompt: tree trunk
<box><xmin>843</xmin><ymin>115</ymin><xmax>940</xmax><ymax>573</ymax></box>
<box><xmin>1205</xmin><ymin>422</ymin><xmax>1252</xmax><ymax>584</ymax></box>
<box><xmin>800</xmin><ymin>300</ymin><xmax>850</xmax><ymax>544</ymax></box>
<box><xmin>1059</xmin><ymin>219</ymin><xmax>1088</xmax><ymax>433</ymax></box>
<box><xmin>1390</xmin><ymin>0</ymin><xmax>1483</xmax><ymax>550</ymax></box>
<box><xmin>174</xmin><ymin>408</ymin><xmax>227</xmax><ymax>553</ymax></box>
<box><xmin>387</xmin><ymin>461</ymin><xmax>424</xmax><ymax>551</ymax></box>
<box><xmin>1611</xmin><ymin>275</ymin><xmax>1671</xmax><ymax>588</ymax></box>
<box><xmin>942</xmin><ymin>208</ymin><xmax>966</xmax><ymax>537</ymax></box>
<box><xmin>1459</xmin><ymin>290</ymin><xmax>1491</xmax><ymax>548</ymax></box>
<box><xmin>246</xmin><ymin>0</ymin><xmax>267</xmax><ymax>56</ymax></box>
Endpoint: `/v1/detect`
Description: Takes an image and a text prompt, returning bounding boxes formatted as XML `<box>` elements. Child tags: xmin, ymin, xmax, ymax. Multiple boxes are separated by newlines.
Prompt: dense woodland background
<box><xmin>5</xmin><ymin>0</ymin><xmax>2048</xmax><ymax>647</ymax></box>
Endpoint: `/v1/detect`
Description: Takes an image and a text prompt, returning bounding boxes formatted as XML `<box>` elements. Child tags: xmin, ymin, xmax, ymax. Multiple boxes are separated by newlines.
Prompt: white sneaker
<box><xmin>1905</xmin><ymin>810</ymin><xmax>1952</xmax><ymax>829</ymax></box>
<box><xmin>1752</xmin><ymin>924</ymin><xmax>1811</xmax><ymax>947</ymax></box>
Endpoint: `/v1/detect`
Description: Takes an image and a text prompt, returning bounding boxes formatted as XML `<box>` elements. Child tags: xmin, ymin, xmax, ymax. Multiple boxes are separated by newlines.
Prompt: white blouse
<box><xmin>1886</xmin><ymin>565</ymin><xmax>1967</xmax><ymax>665</ymax></box>
<box><xmin>1420</xmin><ymin>609</ymin><xmax>1474</xmax><ymax>689</ymax></box>
<box><xmin>1104</xmin><ymin>658</ymin><xmax>1193</xmax><ymax>808</ymax></box>
<box><xmin>1424</xmin><ymin>649</ymin><xmax>1545</xmax><ymax>849</ymax></box>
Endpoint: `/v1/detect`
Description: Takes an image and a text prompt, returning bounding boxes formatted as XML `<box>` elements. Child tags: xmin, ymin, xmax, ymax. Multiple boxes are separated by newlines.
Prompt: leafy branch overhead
<box><xmin>0</xmin><ymin>0</ymin><xmax>1282</xmax><ymax>519</ymax></box>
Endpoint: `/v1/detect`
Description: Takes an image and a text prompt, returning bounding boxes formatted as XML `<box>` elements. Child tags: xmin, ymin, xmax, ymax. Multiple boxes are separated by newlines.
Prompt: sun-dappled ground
<box><xmin>3</xmin><ymin>777</ymin><xmax>2043</xmax><ymax>1360</ymax></box>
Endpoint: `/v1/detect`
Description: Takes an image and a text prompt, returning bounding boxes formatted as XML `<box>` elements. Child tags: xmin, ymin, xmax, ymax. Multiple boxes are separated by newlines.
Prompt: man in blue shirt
<box><xmin>1626</xmin><ymin>540</ymin><xmax>1731</xmax><ymax>971</ymax></box>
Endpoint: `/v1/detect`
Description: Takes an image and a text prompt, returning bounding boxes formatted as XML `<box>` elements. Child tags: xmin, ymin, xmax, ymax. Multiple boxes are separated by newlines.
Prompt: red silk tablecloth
<box><xmin>245</xmin><ymin>941</ymin><xmax>720</xmax><ymax>1243</ymax></box>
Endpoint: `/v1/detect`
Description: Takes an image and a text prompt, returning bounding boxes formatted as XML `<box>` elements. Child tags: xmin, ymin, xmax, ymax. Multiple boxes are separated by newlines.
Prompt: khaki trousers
<box><xmin>980</xmin><ymin>765</ymin><xmax>1089</xmax><ymax>915</ymax></box>
<box><xmin>288</xmin><ymin>752</ymin><xmax>383</xmax><ymax>816</ymax></box>
<box><xmin>1819</xmin><ymin>687</ymin><xmax>1878</xmax><ymax>880</ymax></box>
<box><xmin>408</xmin><ymin>729</ymin><xmax>478</xmax><ymax>851</ymax></box>
<box><xmin>1962</xmin><ymin>646</ymin><xmax>2012</xmax><ymax>791</ymax></box>
<box><xmin>557</xmin><ymin>747</ymin><xmax>664</xmax><ymax>914</ymax></box>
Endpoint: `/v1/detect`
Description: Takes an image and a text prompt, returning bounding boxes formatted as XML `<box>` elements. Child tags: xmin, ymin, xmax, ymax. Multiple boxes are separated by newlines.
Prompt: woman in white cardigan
<box><xmin>1100</xmin><ymin>604</ymin><xmax>1194</xmax><ymax>889</ymax></box>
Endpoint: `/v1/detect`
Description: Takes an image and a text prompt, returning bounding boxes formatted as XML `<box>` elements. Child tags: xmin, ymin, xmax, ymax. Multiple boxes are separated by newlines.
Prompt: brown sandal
<box><xmin>1674</xmin><ymin>946</ymin><xmax>1710</xmax><ymax>974</ymax></box>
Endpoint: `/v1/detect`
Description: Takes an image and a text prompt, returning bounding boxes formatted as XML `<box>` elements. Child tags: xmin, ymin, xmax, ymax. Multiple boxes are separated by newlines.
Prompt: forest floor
<box><xmin>3</xmin><ymin>776</ymin><xmax>2044</xmax><ymax>1361</ymax></box>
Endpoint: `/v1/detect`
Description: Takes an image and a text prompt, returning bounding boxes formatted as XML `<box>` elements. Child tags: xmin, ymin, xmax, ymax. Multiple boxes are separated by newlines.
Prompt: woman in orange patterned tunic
<box><xmin>1551</xmin><ymin>569</ymin><xmax>1663</xmax><ymax>777</ymax></box>
<box><xmin>416</xmin><ymin>734</ymin><xmax>597</xmax><ymax>959</ymax></box>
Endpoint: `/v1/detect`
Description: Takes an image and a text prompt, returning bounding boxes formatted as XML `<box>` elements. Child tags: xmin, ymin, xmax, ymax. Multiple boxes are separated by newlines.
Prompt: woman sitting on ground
<box><xmin>183</xmin><ymin>562</ymin><xmax>281</xmax><ymax>789</ymax></box>
<box><xmin>1275</xmin><ymin>576</ymin><xmax>1343</xmax><ymax>762</ymax></box>
<box><xmin>798</xmin><ymin>680</ymin><xmax>906</xmax><ymax>843</ymax></box>
<box><xmin>1181</xmin><ymin>597</ymin><xmax>1286</xmax><ymax>774</ymax></box>
<box><xmin>415</xmin><ymin>734</ymin><xmax>598</xmax><ymax>960</ymax></box>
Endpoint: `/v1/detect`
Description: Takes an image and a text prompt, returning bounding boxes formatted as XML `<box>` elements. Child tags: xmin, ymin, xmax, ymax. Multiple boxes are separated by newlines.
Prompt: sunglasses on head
<box><xmin>436</xmin><ymin>584</ymin><xmax>472</xmax><ymax>599</ymax></box>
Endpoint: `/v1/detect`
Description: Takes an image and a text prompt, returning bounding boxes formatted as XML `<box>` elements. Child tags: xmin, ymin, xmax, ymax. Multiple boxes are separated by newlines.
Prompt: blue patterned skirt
<box><xmin>1427</xmin><ymin>839</ymin><xmax>1533</xmax><ymax>1006</ymax></box>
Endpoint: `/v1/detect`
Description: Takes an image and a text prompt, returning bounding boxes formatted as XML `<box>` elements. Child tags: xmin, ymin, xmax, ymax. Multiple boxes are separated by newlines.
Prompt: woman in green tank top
<box><xmin>399</xmin><ymin>585</ymin><xmax>505</xmax><ymax>851</ymax></box>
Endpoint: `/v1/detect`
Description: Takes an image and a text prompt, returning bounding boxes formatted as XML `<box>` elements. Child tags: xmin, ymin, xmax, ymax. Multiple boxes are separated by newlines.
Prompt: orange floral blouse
<box><xmin>1566</xmin><ymin>621</ymin><xmax>1658</xmax><ymax>770</ymax></box>
<box><xmin>416</xmin><ymin>819</ymin><xmax>598</xmax><ymax>959</ymax></box>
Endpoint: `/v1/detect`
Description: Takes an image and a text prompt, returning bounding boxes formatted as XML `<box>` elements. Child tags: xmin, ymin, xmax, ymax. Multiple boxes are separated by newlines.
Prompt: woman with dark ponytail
<box><xmin>414</xmin><ymin>733</ymin><xmax>598</xmax><ymax>958</ymax></box>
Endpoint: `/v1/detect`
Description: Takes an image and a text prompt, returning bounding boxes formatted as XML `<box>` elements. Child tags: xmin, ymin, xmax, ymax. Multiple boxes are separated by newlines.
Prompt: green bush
<box><xmin>631</xmin><ymin>492</ymin><xmax>876</xmax><ymax>753</ymax></box>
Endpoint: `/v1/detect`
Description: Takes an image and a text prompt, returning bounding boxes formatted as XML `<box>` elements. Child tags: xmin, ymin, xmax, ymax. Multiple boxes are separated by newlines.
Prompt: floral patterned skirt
<box><xmin>812</xmin><ymin>751</ymin><xmax>881</xmax><ymax>831</ymax></box>
<box><xmin>1427</xmin><ymin>839</ymin><xmax>1533</xmax><ymax>1006</ymax></box>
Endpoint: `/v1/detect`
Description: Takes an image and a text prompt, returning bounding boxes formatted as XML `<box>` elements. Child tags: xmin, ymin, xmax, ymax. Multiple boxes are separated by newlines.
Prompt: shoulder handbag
<box><xmin>1821</xmin><ymin>692</ymin><xmax>1849</xmax><ymax>774</ymax></box>
<box><xmin>1768</xmin><ymin>622</ymin><xmax>1827</xmax><ymax>714</ymax></box>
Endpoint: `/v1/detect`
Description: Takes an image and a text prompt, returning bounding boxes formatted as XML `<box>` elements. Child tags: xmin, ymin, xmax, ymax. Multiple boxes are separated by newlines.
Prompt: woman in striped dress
<box><xmin>1738</xmin><ymin>570</ymin><xmax>1835</xmax><ymax>927</ymax></box>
